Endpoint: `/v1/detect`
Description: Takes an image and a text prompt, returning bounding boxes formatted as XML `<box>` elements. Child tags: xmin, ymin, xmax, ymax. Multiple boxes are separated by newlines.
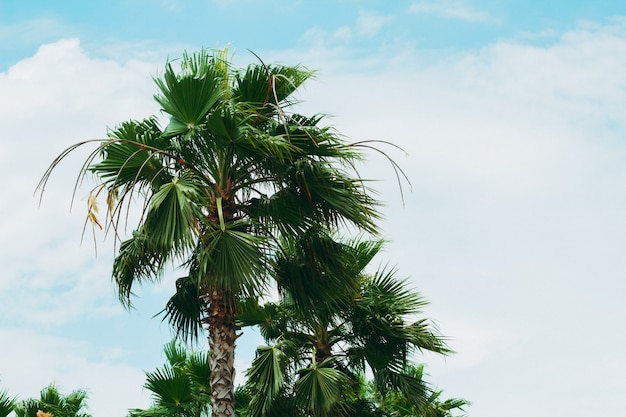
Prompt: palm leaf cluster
<box><xmin>237</xmin><ymin>233</ymin><xmax>463</xmax><ymax>417</ymax></box>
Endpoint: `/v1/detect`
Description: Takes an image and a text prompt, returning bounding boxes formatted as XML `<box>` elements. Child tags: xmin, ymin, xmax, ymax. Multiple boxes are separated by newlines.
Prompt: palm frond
<box><xmin>237</xmin><ymin>299</ymin><xmax>287</xmax><ymax>342</ymax></box>
<box><xmin>233</xmin><ymin>62</ymin><xmax>313</xmax><ymax>117</ymax></box>
<box><xmin>285</xmin><ymin>159</ymin><xmax>379</xmax><ymax>233</ymax></box>
<box><xmin>145</xmin><ymin>367</ymin><xmax>195</xmax><ymax>410</ymax></box>
<box><xmin>273</xmin><ymin>229</ymin><xmax>361</xmax><ymax>322</ymax></box>
<box><xmin>154</xmin><ymin>50</ymin><xmax>224</xmax><ymax>137</ymax></box>
<box><xmin>112</xmin><ymin>233</ymin><xmax>166</xmax><ymax>308</ymax></box>
<box><xmin>163</xmin><ymin>340</ymin><xmax>189</xmax><ymax>367</ymax></box>
<box><xmin>294</xmin><ymin>358</ymin><xmax>351</xmax><ymax>417</ymax></box>
<box><xmin>193</xmin><ymin>222</ymin><xmax>268</xmax><ymax>296</ymax></box>
<box><xmin>142</xmin><ymin>171</ymin><xmax>203</xmax><ymax>253</ymax></box>
<box><xmin>245</xmin><ymin>343</ymin><xmax>291</xmax><ymax>417</ymax></box>
<box><xmin>161</xmin><ymin>275</ymin><xmax>204</xmax><ymax>341</ymax></box>
<box><xmin>0</xmin><ymin>390</ymin><xmax>15</xmax><ymax>417</ymax></box>
<box><xmin>374</xmin><ymin>368</ymin><xmax>431</xmax><ymax>410</ymax></box>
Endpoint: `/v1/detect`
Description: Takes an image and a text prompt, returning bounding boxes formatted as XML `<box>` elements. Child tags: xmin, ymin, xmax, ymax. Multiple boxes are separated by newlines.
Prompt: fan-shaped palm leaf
<box><xmin>294</xmin><ymin>358</ymin><xmax>351</xmax><ymax>417</ymax></box>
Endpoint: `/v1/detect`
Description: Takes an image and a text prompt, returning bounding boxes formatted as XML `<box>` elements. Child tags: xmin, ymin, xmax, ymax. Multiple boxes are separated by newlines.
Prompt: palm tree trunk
<box><xmin>203</xmin><ymin>289</ymin><xmax>238</xmax><ymax>417</ymax></box>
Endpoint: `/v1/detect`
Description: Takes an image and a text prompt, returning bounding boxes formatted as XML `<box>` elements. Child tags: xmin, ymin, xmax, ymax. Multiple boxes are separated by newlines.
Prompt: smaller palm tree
<box><xmin>129</xmin><ymin>340</ymin><xmax>211</xmax><ymax>417</ymax></box>
<box><xmin>14</xmin><ymin>384</ymin><xmax>91</xmax><ymax>417</ymax></box>
<box><xmin>237</xmin><ymin>232</ymin><xmax>452</xmax><ymax>417</ymax></box>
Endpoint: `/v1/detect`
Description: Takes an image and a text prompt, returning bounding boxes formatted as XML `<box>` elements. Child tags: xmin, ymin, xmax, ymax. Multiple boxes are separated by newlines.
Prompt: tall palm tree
<box><xmin>38</xmin><ymin>49</ymin><xmax>378</xmax><ymax>417</ymax></box>
<box><xmin>129</xmin><ymin>340</ymin><xmax>211</xmax><ymax>417</ymax></box>
<box><xmin>14</xmin><ymin>384</ymin><xmax>91</xmax><ymax>417</ymax></box>
<box><xmin>237</xmin><ymin>233</ymin><xmax>451</xmax><ymax>417</ymax></box>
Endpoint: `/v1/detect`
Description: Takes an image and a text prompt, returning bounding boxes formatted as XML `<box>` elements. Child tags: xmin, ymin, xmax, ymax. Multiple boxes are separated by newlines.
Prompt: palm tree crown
<box><xmin>38</xmin><ymin>48</ymin><xmax>379</xmax><ymax>417</ymax></box>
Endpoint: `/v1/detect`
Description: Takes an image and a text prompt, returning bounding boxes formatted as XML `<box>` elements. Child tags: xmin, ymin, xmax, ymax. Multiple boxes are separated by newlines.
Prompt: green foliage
<box><xmin>38</xmin><ymin>46</ymin><xmax>380</xmax><ymax>333</ymax></box>
<box><xmin>0</xmin><ymin>390</ymin><xmax>15</xmax><ymax>417</ymax></box>
<box><xmin>130</xmin><ymin>340</ymin><xmax>211</xmax><ymax>417</ymax></box>
<box><xmin>14</xmin><ymin>384</ymin><xmax>91</xmax><ymax>417</ymax></box>
<box><xmin>238</xmin><ymin>235</ymin><xmax>461</xmax><ymax>417</ymax></box>
<box><xmin>37</xmin><ymin>47</ymin><xmax>406</xmax><ymax>417</ymax></box>
<box><xmin>380</xmin><ymin>365</ymin><xmax>470</xmax><ymax>417</ymax></box>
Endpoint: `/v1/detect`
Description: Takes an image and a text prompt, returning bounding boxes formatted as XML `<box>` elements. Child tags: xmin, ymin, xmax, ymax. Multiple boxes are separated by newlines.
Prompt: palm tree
<box><xmin>129</xmin><ymin>340</ymin><xmax>211</xmax><ymax>417</ymax></box>
<box><xmin>0</xmin><ymin>390</ymin><xmax>15</xmax><ymax>417</ymax></box>
<box><xmin>14</xmin><ymin>384</ymin><xmax>91</xmax><ymax>417</ymax></box>
<box><xmin>38</xmin><ymin>48</ymin><xmax>379</xmax><ymax>417</ymax></box>
<box><xmin>237</xmin><ymin>233</ymin><xmax>451</xmax><ymax>417</ymax></box>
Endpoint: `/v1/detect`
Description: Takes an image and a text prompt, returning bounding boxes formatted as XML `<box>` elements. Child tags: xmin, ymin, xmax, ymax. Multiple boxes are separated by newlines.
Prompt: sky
<box><xmin>1</xmin><ymin>1</ymin><xmax>626</xmax><ymax>416</ymax></box>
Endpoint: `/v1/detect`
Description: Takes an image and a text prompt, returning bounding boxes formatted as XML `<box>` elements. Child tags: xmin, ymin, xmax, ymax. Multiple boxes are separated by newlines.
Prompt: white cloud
<box><xmin>0</xmin><ymin>38</ymin><xmax>162</xmax><ymax>326</ymax></box>
<box><xmin>355</xmin><ymin>10</ymin><xmax>394</xmax><ymax>37</ymax></box>
<box><xmin>4</xmin><ymin>18</ymin><xmax>626</xmax><ymax>415</ymax></box>
<box><xmin>0</xmin><ymin>328</ymin><xmax>150</xmax><ymax>417</ymax></box>
<box><xmin>292</xmin><ymin>21</ymin><xmax>626</xmax><ymax>416</ymax></box>
<box><xmin>408</xmin><ymin>0</ymin><xmax>500</xmax><ymax>24</ymax></box>
<box><xmin>0</xmin><ymin>40</ymin><xmax>175</xmax><ymax>414</ymax></box>
<box><xmin>301</xmin><ymin>10</ymin><xmax>393</xmax><ymax>56</ymax></box>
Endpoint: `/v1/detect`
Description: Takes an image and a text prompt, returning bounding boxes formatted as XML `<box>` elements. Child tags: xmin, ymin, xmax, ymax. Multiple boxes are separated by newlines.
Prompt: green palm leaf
<box><xmin>162</xmin><ymin>275</ymin><xmax>204</xmax><ymax>339</ymax></box>
<box><xmin>0</xmin><ymin>390</ymin><xmax>15</xmax><ymax>417</ymax></box>
<box><xmin>112</xmin><ymin>233</ymin><xmax>166</xmax><ymax>307</ymax></box>
<box><xmin>194</xmin><ymin>222</ymin><xmax>267</xmax><ymax>295</ymax></box>
<box><xmin>143</xmin><ymin>171</ymin><xmax>203</xmax><ymax>253</ymax></box>
<box><xmin>155</xmin><ymin>51</ymin><xmax>224</xmax><ymax>137</ymax></box>
<box><xmin>236</xmin><ymin>299</ymin><xmax>287</xmax><ymax>342</ymax></box>
<box><xmin>233</xmin><ymin>64</ymin><xmax>311</xmax><ymax>118</ymax></box>
<box><xmin>294</xmin><ymin>358</ymin><xmax>351</xmax><ymax>417</ymax></box>
<box><xmin>245</xmin><ymin>343</ymin><xmax>293</xmax><ymax>417</ymax></box>
<box><xmin>145</xmin><ymin>367</ymin><xmax>195</xmax><ymax>410</ymax></box>
<box><xmin>93</xmin><ymin>119</ymin><xmax>169</xmax><ymax>190</ymax></box>
<box><xmin>14</xmin><ymin>384</ymin><xmax>92</xmax><ymax>417</ymax></box>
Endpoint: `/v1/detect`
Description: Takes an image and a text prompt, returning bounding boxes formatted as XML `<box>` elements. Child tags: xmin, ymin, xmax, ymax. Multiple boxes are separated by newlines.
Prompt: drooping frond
<box><xmin>161</xmin><ymin>275</ymin><xmax>204</xmax><ymax>340</ymax></box>
<box><xmin>374</xmin><ymin>368</ymin><xmax>431</xmax><ymax>409</ymax></box>
<box><xmin>112</xmin><ymin>233</ymin><xmax>166</xmax><ymax>308</ymax></box>
<box><xmin>273</xmin><ymin>229</ymin><xmax>361</xmax><ymax>322</ymax></box>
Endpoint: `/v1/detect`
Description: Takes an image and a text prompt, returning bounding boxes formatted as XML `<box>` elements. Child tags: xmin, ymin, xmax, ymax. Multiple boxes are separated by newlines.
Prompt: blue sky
<box><xmin>2</xmin><ymin>1</ymin><xmax>626</xmax><ymax>416</ymax></box>
<box><xmin>4</xmin><ymin>0</ymin><xmax>626</xmax><ymax>70</ymax></box>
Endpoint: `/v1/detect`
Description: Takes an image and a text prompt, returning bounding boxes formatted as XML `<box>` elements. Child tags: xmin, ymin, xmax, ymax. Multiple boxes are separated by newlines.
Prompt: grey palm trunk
<box><xmin>203</xmin><ymin>289</ymin><xmax>238</xmax><ymax>417</ymax></box>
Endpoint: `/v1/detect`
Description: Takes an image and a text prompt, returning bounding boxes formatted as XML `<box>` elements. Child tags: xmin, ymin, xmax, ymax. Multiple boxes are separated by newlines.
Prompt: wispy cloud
<box><xmin>330</xmin><ymin>10</ymin><xmax>394</xmax><ymax>41</ymax></box>
<box><xmin>408</xmin><ymin>0</ymin><xmax>500</xmax><ymax>24</ymax></box>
